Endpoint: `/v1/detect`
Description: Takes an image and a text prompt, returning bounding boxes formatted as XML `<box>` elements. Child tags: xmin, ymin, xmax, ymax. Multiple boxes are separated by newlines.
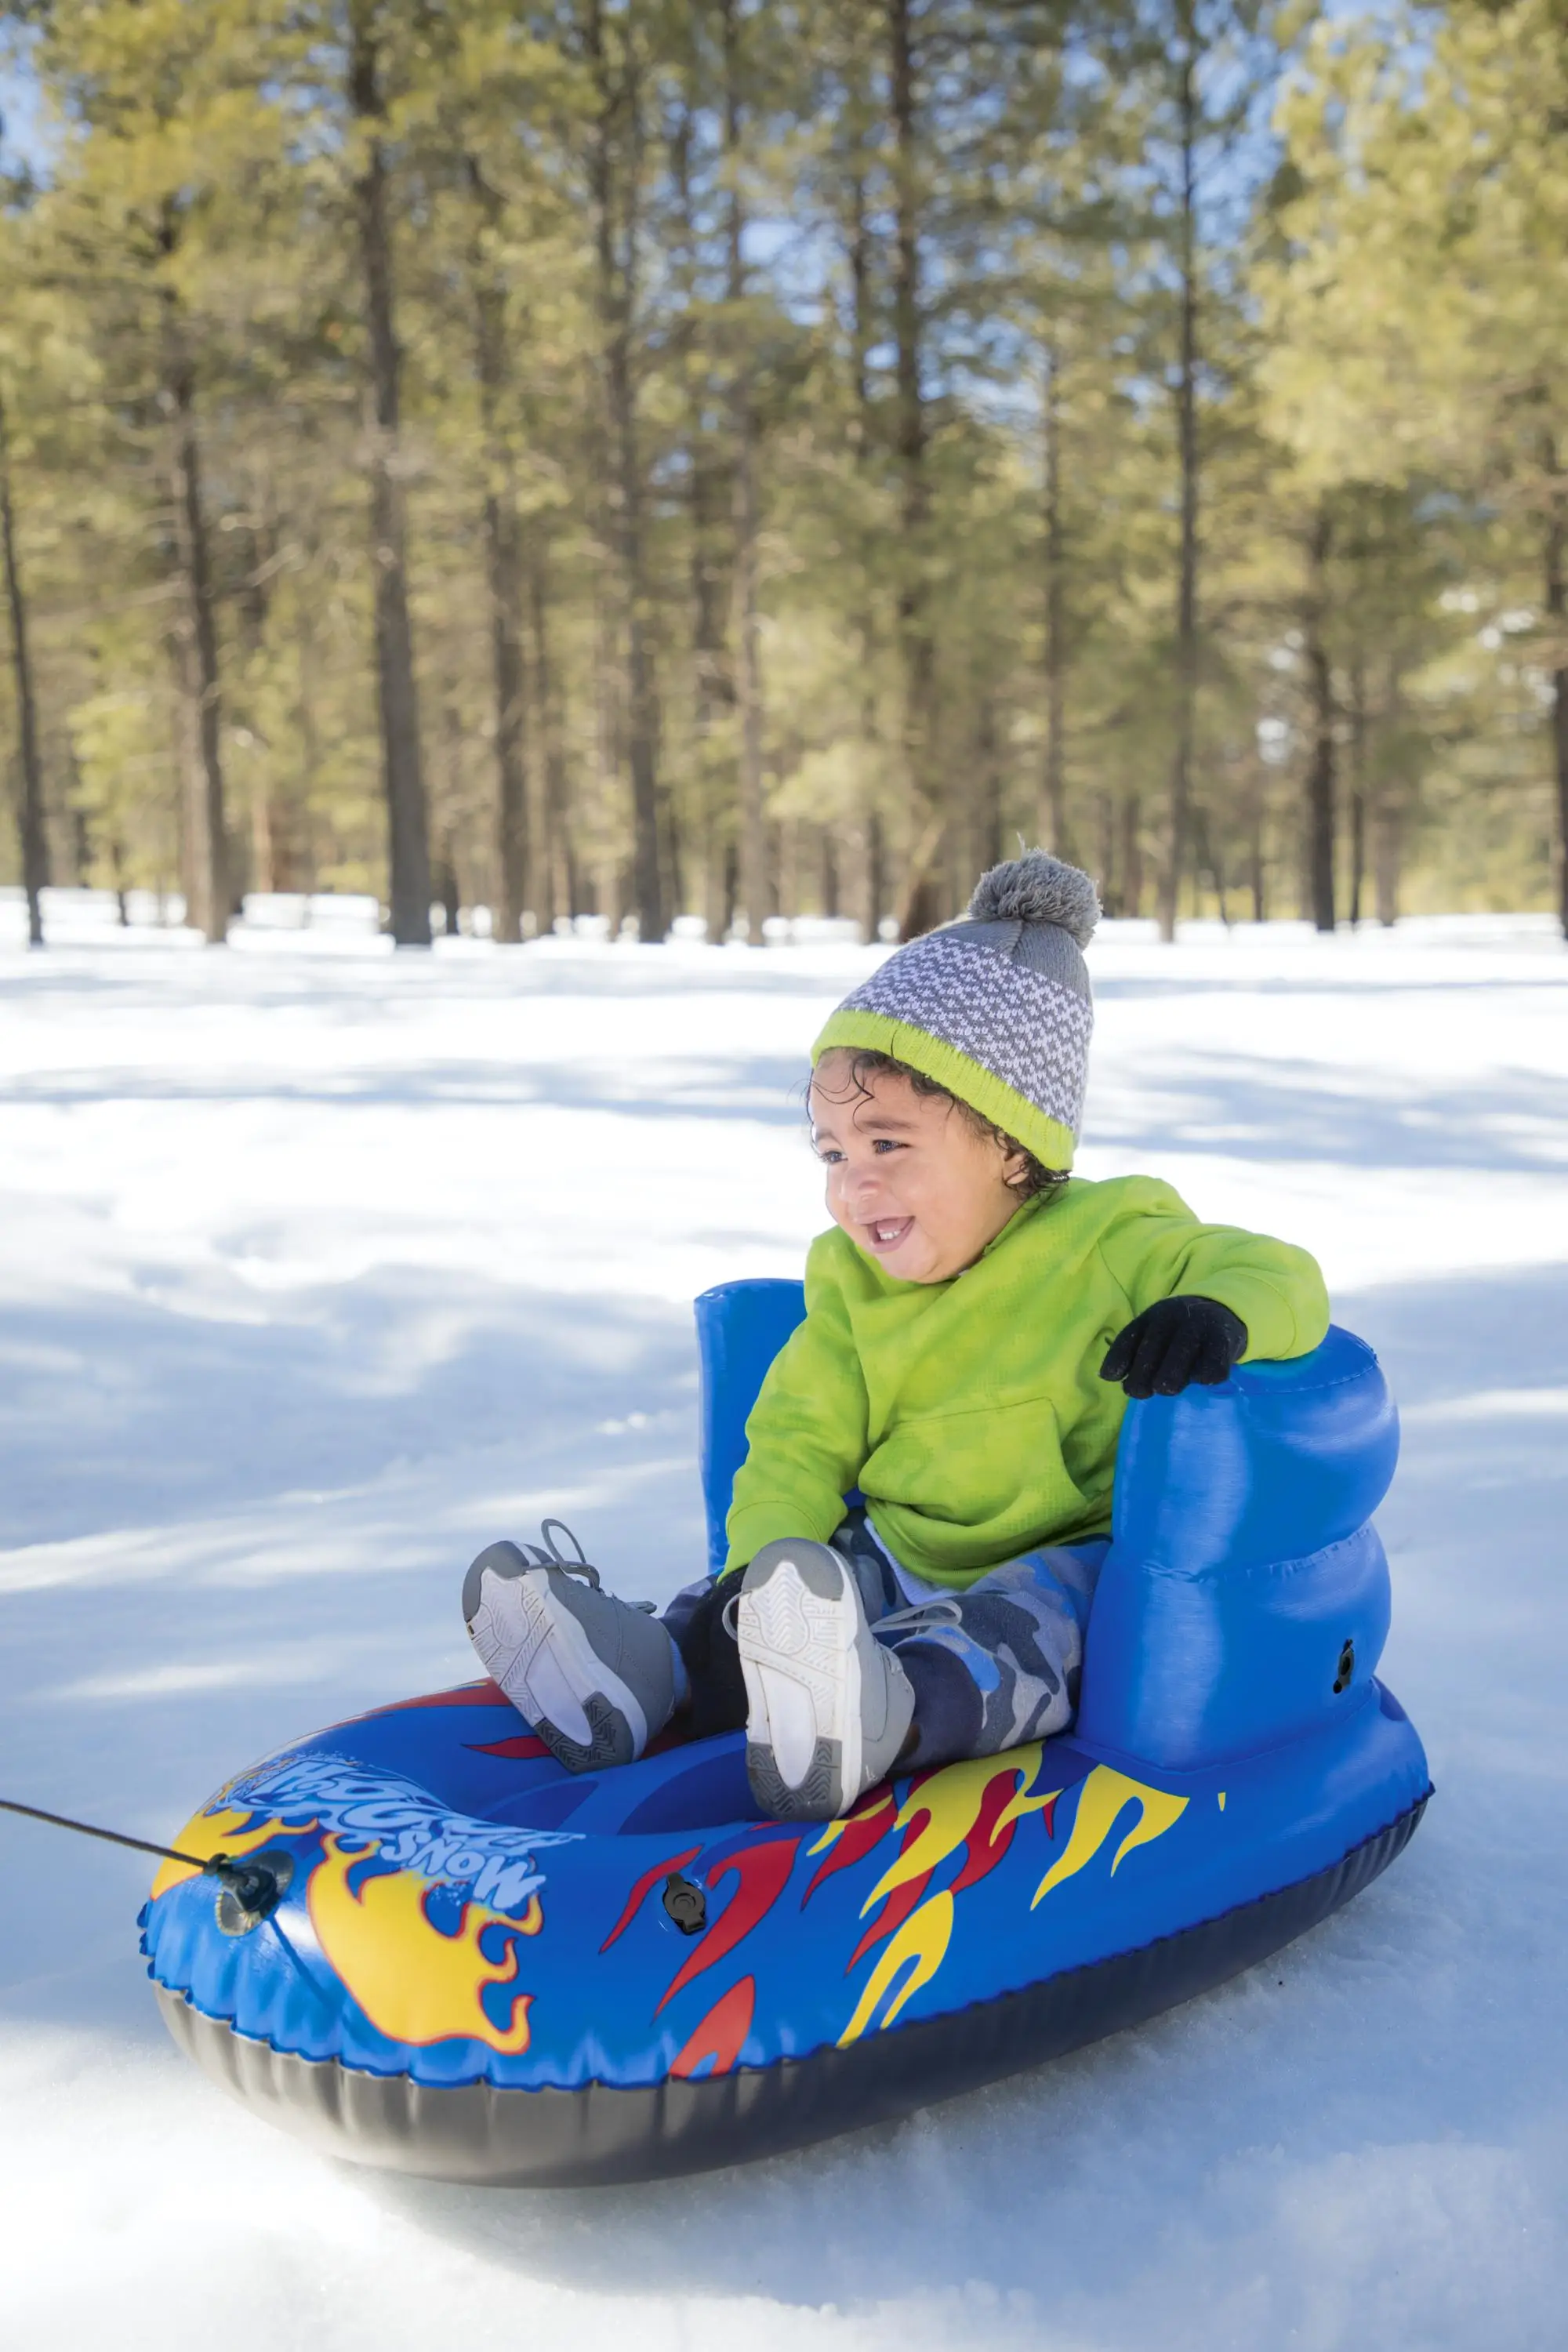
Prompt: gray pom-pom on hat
<box><xmin>968</xmin><ymin>851</ymin><xmax>1101</xmax><ymax>947</ymax></box>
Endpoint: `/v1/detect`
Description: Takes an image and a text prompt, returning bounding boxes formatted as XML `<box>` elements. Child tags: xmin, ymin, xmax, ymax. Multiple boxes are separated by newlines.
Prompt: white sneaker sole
<box><xmin>739</xmin><ymin>1552</ymin><xmax>864</xmax><ymax>1819</ymax></box>
<box><xmin>465</xmin><ymin>1567</ymin><xmax>647</xmax><ymax>1769</ymax></box>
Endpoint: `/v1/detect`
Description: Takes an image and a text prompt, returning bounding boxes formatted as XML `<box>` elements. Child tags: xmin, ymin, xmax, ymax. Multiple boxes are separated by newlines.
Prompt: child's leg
<box><xmin>463</xmin><ymin>1538</ymin><xmax>683</xmax><ymax>1773</ymax></box>
<box><xmin>735</xmin><ymin>1540</ymin><xmax>916</xmax><ymax>1819</ymax></box>
<box><xmin>662</xmin><ymin>1521</ymin><xmax>902</xmax><ymax>1743</ymax></box>
<box><xmin>880</xmin><ymin>1541</ymin><xmax>1107</xmax><ymax>1772</ymax></box>
<box><xmin>660</xmin><ymin>1574</ymin><xmax>744</xmax><ymax>1740</ymax></box>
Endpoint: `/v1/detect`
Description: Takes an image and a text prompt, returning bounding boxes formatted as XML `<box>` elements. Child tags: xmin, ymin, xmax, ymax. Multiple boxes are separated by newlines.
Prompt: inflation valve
<box><xmin>662</xmin><ymin>1871</ymin><xmax>707</xmax><ymax>1936</ymax></box>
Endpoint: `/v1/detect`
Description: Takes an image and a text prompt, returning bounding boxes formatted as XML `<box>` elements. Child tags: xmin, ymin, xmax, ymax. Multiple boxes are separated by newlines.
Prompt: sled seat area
<box><xmin>692</xmin><ymin>1278</ymin><xmax>1399</xmax><ymax>1778</ymax></box>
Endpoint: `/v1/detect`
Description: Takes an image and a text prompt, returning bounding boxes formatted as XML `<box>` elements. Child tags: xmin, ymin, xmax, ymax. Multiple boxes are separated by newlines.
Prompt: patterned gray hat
<box><xmin>811</xmin><ymin>851</ymin><xmax>1100</xmax><ymax>1168</ymax></box>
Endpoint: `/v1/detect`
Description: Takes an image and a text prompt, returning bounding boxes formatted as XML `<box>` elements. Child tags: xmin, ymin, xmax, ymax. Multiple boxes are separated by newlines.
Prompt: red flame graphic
<box><xmin>670</xmin><ymin>1975</ymin><xmax>756</xmax><ymax>2079</ymax></box>
<box><xmin>312</xmin><ymin>1679</ymin><xmax>515</xmax><ymax>1737</ymax></box>
<box><xmin>949</xmin><ymin>1766</ymin><xmax>1052</xmax><ymax>1893</ymax></box>
<box><xmin>844</xmin><ymin>1757</ymin><xmax>1054</xmax><ymax>1973</ymax></box>
<box><xmin>800</xmin><ymin>1787</ymin><xmax>900</xmax><ymax>1908</ymax></box>
<box><xmin>848</xmin><ymin>1806</ymin><xmax>935</xmax><ymax>1969</ymax></box>
<box><xmin>655</xmin><ymin>1837</ymin><xmax>800</xmax><ymax>2014</ymax></box>
<box><xmin>600</xmin><ymin>1847</ymin><xmax>704</xmax><ymax>1953</ymax></box>
<box><xmin>464</xmin><ymin>1733</ymin><xmax>554</xmax><ymax>1762</ymax></box>
<box><xmin>373</xmin><ymin>1679</ymin><xmax>511</xmax><ymax>1713</ymax></box>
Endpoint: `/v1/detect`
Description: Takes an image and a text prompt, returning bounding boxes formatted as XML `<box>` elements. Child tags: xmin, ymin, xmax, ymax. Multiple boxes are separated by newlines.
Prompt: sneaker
<box><xmin>462</xmin><ymin>1520</ymin><xmax>679</xmax><ymax>1773</ymax></box>
<box><xmin>737</xmin><ymin>1539</ymin><xmax>915</xmax><ymax>1820</ymax></box>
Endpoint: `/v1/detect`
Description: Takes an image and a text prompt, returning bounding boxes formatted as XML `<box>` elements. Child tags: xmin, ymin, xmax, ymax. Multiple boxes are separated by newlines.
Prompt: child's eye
<box><xmin>817</xmin><ymin>1146</ymin><xmax>845</xmax><ymax>1164</ymax></box>
<box><xmin>871</xmin><ymin>1138</ymin><xmax>904</xmax><ymax>1154</ymax></box>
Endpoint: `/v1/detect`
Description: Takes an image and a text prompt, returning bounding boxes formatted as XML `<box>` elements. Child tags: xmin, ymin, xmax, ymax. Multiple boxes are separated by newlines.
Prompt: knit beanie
<box><xmin>811</xmin><ymin>851</ymin><xmax>1101</xmax><ymax>1171</ymax></box>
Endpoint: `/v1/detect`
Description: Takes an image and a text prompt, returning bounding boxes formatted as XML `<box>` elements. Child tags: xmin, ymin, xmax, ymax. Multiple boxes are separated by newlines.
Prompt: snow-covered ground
<box><xmin>2</xmin><ymin>893</ymin><xmax>1566</xmax><ymax>2352</ymax></box>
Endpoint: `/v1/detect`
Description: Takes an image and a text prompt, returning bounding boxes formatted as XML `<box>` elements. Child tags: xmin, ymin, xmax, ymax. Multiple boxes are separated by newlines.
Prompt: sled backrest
<box><xmin>1077</xmin><ymin>1324</ymin><xmax>1399</xmax><ymax>1769</ymax></box>
<box><xmin>695</xmin><ymin>1278</ymin><xmax>808</xmax><ymax>1573</ymax></box>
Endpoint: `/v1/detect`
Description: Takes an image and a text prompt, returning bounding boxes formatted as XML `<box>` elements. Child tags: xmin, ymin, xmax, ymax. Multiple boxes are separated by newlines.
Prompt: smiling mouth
<box><xmin>865</xmin><ymin>1218</ymin><xmax>915</xmax><ymax>1250</ymax></box>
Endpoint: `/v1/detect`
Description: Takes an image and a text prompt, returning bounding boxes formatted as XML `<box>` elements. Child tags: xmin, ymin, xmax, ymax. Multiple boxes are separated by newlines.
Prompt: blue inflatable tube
<box><xmin>142</xmin><ymin>1283</ymin><xmax>1429</xmax><ymax>2184</ymax></box>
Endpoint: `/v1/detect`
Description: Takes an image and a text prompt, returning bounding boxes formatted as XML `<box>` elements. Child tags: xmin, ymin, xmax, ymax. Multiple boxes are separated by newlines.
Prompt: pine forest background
<box><xmin>1</xmin><ymin>0</ymin><xmax>1564</xmax><ymax>952</ymax></box>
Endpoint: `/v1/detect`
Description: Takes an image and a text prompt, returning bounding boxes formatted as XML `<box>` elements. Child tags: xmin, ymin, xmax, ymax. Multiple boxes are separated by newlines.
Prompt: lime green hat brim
<box><xmin>811</xmin><ymin>1008</ymin><xmax>1078</xmax><ymax>1171</ymax></box>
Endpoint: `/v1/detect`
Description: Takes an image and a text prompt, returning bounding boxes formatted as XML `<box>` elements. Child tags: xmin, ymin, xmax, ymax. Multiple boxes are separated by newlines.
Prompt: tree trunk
<box><xmin>847</xmin><ymin>153</ymin><xmax>884</xmax><ymax>947</ymax></box>
<box><xmin>592</xmin><ymin>571</ymin><xmax>622</xmax><ymax>879</ymax></box>
<box><xmin>1193</xmin><ymin>803</ymin><xmax>1228</xmax><ymax>925</ymax></box>
<box><xmin>1040</xmin><ymin>342</ymin><xmax>1069</xmax><ymax>858</ymax></box>
<box><xmin>292</xmin><ymin>588</ymin><xmax>321</xmax><ymax>895</ymax></box>
<box><xmin>529</xmin><ymin>545</ymin><xmax>570</xmax><ymax>929</ymax></box>
<box><xmin>350</xmin><ymin>4</ymin><xmax>432</xmax><ymax>948</ymax></box>
<box><xmin>1545</xmin><ymin>437</ymin><xmax>1568</xmax><ymax>940</ymax></box>
<box><xmin>436</xmin><ymin>696</ymin><xmax>467</xmax><ymax>935</ymax></box>
<box><xmin>669</xmin><ymin>90</ymin><xmax>732</xmax><ymax>944</ymax></box>
<box><xmin>863</xmin><ymin>809</ymin><xmax>885</xmax><ymax>942</ymax></box>
<box><xmin>1121</xmin><ymin>790</ymin><xmax>1143</xmax><ymax>916</ymax></box>
<box><xmin>1304</xmin><ymin>503</ymin><xmax>1337</xmax><ymax>933</ymax></box>
<box><xmin>1374</xmin><ymin>818</ymin><xmax>1401</xmax><ymax>927</ymax></box>
<box><xmin>1374</xmin><ymin>653</ymin><xmax>1402</xmax><ymax>926</ymax></box>
<box><xmin>0</xmin><ymin>390</ymin><xmax>47</xmax><ymax>949</ymax></box>
<box><xmin>722</xmin><ymin>0</ymin><xmax>768</xmax><ymax>945</ymax></box>
<box><xmin>1247</xmin><ymin>764</ymin><xmax>1266</xmax><ymax>923</ymax></box>
<box><xmin>468</xmin><ymin>166</ymin><xmax>530</xmax><ymax>946</ymax></box>
<box><xmin>586</xmin><ymin>1</ymin><xmax>664</xmax><ymax>942</ymax></box>
<box><xmin>977</xmin><ymin>698</ymin><xmax>1003</xmax><ymax>873</ymax></box>
<box><xmin>820</xmin><ymin>826</ymin><xmax>840</xmax><ymax>916</ymax></box>
<box><xmin>887</xmin><ymin>0</ymin><xmax>939</xmax><ymax>938</ymax></box>
<box><xmin>1348</xmin><ymin>652</ymin><xmax>1367</xmax><ymax>927</ymax></box>
<box><xmin>158</xmin><ymin>267</ymin><xmax>229</xmax><ymax>943</ymax></box>
<box><xmin>1156</xmin><ymin>20</ymin><xmax>1200</xmax><ymax>946</ymax></box>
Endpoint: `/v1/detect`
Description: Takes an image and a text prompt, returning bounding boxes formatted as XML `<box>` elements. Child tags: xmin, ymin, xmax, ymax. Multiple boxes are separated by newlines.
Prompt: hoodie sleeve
<box><xmin>722</xmin><ymin>1236</ymin><xmax>870</xmax><ymax>1575</ymax></box>
<box><xmin>1096</xmin><ymin>1178</ymin><xmax>1330</xmax><ymax>1364</ymax></box>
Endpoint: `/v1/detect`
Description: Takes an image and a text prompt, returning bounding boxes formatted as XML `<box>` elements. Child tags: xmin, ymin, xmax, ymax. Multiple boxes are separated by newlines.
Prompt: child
<box><xmin>463</xmin><ymin>852</ymin><xmax>1329</xmax><ymax>1821</ymax></box>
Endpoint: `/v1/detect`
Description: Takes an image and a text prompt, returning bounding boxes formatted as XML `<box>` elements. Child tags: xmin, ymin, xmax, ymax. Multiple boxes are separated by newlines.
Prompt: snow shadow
<box><xmin>0</xmin><ymin>1053</ymin><xmax>812</xmax><ymax>1127</ymax></box>
<box><xmin>1086</xmin><ymin>1050</ymin><xmax>1568</xmax><ymax>1176</ymax></box>
<box><xmin>8</xmin><ymin>1038</ymin><xmax>1565</xmax><ymax>1173</ymax></box>
<box><xmin>0</xmin><ymin>942</ymin><xmax>868</xmax><ymax>1019</ymax></box>
<box><xmin>0</xmin><ymin>1266</ymin><xmax>699</xmax><ymax>1551</ymax></box>
<box><xmin>1092</xmin><ymin>970</ymin><xmax>1566</xmax><ymax>1004</ymax></box>
<box><xmin>359</xmin><ymin>1256</ymin><xmax>1568</xmax><ymax>2342</ymax></box>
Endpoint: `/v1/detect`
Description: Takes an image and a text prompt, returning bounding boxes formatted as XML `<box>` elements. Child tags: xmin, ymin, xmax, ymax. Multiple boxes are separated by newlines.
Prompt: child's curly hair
<box><xmin>813</xmin><ymin>1048</ymin><xmax>1069</xmax><ymax>1202</ymax></box>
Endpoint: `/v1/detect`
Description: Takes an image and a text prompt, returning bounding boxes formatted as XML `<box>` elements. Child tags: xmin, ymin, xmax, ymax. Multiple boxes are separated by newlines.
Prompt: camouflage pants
<box><xmin>829</xmin><ymin>1512</ymin><xmax>1107</xmax><ymax>1770</ymax></box>
<box><xmin>662</xmin><ymin>1518</ymin><xmax>1106</xmax><ymax>1766</ymax></box>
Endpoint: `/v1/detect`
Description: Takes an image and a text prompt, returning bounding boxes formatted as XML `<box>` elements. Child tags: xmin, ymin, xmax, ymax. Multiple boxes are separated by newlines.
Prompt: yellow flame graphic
<box><xmin>993</xmin><ymin>1744</ymin><xmax>1062</xmax><ymax>1837</ymax></box>
<box><xmin>1030</xmin><ymin>1766</ymin><xmax>1188</xmax><ymax>1909</ymax></box>
<box><xmin>307</xmin><ymin>1835</ymin><xmax>537</xmax><ymax>2053</ymax></box>
<box><xmin>838</xmin><ymin>1891</ymin><xmax>955</xmax><ymax>2045</ymax></box>
<box><xmin>862</xmin><ymin>1746</ymin><xmax>1061</xmax><ymax>1915</ymax></box>
<box><xmin>150</xmin><ymin>1807</ymin><xmax>317</xmax><ymax>1900</ymax></box>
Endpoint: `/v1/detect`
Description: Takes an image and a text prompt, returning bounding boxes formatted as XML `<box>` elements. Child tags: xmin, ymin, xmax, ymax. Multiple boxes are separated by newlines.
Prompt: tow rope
<box><xmin>0</xmin><ymin>1795</ymin><xmax>283</xmax><ymax>1918</ymax></box>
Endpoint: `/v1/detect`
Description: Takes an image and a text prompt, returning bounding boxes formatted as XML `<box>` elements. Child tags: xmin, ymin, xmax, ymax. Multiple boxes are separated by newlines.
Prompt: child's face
<box><xmin>809</xmin><ymin>1051</ymin><xmax>1029</xmax><ymax>1283</ymax></box>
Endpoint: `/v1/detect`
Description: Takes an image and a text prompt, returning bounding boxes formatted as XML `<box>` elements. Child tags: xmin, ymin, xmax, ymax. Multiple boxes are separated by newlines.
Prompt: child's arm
<box><xmin>722</xmin><ymin>1247</ymin><xmax>869</xmax><ymax>1578</ymax></box>
<box><xmin>1096</xmin><ymin>1178</ymin><xmax>1330</xmax><ymax>1370</ymax></box>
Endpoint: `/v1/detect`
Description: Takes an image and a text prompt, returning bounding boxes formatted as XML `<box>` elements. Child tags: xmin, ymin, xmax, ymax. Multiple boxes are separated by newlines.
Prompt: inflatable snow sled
<box><xmin>142</xmin><ymin>1281</ymin><xmax>1430</xmax><ymax>2185</ymax></box>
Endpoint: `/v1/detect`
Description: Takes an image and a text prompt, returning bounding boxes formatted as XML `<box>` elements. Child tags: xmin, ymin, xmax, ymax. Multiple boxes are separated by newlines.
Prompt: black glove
<box><xmin>670</xmin><ymin>1573</ymin><xmax>748</xmax><ymax>1740</ymax></box>
<box><xmin>1101</xmin><ymin>1295</ymin><xmax>1247</xmax><ymax>1399</ymax></box>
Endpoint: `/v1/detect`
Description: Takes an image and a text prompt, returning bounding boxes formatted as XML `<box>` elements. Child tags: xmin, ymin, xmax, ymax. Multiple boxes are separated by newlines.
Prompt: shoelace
<box><xmin>717</xmin><ymin>1583</ymin><xmax>964</xmax><ymax>1644</ymax></box>
<box><xmin>517</xmin><ymin>1518</ymin><xmax>603</xmax><ymax>1584</ymax></box>
<box><xmin>520</xmin><ymin>1520</ymin><xmax>657</xmax><ymax>1612</ymax></box>
<box><xmin>873</xmin><ymin>1594</ymin><xmax>964</xmax><ymax>1640</ymax></box>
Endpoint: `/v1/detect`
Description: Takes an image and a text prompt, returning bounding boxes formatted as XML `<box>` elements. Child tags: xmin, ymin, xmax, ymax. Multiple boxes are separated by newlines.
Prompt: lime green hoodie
<box><xmin>724</xmin><ymin>1175</ymin><xmax>1329</xmax><ymax>1585</ymax></box>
